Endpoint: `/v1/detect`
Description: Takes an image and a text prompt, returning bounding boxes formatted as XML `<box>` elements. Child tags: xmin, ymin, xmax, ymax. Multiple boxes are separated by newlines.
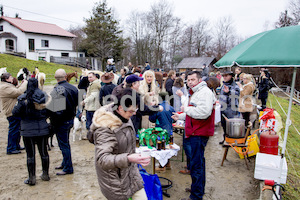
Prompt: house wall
<box><xmin>0</xmin><ymin>37</ymin><xmax>17</xmax><ymax>52</ymax></box>
<box><xmin>36</xmin><ymin>50</ymin><xmax>84</xmax><ymax>62</ymax></box>
<box><xmin>25</xmin><ymin>33</ymin><xmax>73</xmax><ymax>52</ymax></box>
<box><xmin>25</xmin><ymin>33</ymin><xmax>74</xmax><ymax>61</ymax></box>
<box><xmin>0</xmin><ymin>21</ymin><xmax>24</xmax><ymax>52</ymax></box>
<box><xmin>0</xmin><ymin>20</ymin><xmax>82</xmax><ymax>62</ymax></box>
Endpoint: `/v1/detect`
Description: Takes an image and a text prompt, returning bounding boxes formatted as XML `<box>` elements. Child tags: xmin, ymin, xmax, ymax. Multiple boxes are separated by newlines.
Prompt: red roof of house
<box><xmin>0</xmin><ymin>16</ymin><xmax>76</xmax><ymax>38</ymax></box>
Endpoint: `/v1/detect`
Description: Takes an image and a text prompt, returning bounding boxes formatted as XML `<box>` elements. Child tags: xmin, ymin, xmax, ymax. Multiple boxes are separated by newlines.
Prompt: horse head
<box><xmin>74</xmin><ymin>71</ymin><xmax>78</xmax><ymax>82</ymax></box>
<box><xmin>35</xmin><ymin>67</ymin><xmax>39</xmax><ymax>75</ymax></box>
<box><xmin>133</xmin><ymin>66</ymin><xmax>142</xmax><ymax>73</ymax></box>
<box><xmin>23</xmin><ymin>68</ymin><xmax>29</xmax><ymax>76</ymax></box>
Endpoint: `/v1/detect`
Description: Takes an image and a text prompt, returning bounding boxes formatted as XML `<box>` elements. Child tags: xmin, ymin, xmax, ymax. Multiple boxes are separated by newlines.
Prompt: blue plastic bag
<box><xmin>138</xmin><ymin>165</ymin><xmax>163</xmax><ymax>200</ymax></box>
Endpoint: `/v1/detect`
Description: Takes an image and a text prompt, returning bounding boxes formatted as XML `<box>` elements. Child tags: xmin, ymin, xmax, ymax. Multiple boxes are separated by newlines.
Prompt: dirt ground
<box><xmin>0</xmin><ymin>86</ymin><xmax>261</xmax><ymax>200</ymax></box>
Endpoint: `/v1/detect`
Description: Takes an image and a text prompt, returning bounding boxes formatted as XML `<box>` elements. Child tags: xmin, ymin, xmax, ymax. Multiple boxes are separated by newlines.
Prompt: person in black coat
<box><xmin>48</xmin><ymin>69</ymin><xmax>78</xmax><ymax>176</ymax></box>
<box><xmin>78</xmin><ymin>76</ymin><xmax>89</xmax><ymax>91</ymax></box>
<box><xmin>99</xmin><ymin>72</ymin><xmax>116</xmax><ymax>106</ymax></box>
<box><xmin>12</xmin><ymin>78</ymin><xmax>50</xmax><ymax>186</ymax></box>
<box><xmin>258</xmin><ymin>69</ymin><xmax>269</xmax><ymax>110</ymax></box>
<box><xmin>106</xmin><ymin>58</ymin><xmax>116</xmax><ymax>73</ymax></box>
<box><xmin>117</xmin><ymin>68</ymin><xmax>127</xmax><ymax>85</ymax></box>
<box><xmin>164</xmin><ymin>70</ymin><xmax>176</xmax><ymax>106</ymax></box>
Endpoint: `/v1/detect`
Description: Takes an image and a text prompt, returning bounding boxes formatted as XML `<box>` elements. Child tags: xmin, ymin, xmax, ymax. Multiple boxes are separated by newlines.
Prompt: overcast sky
<box><xmin>1</xmin><ymin>0</ymin><xmax>289</xmax><ymax>38</ymax></box>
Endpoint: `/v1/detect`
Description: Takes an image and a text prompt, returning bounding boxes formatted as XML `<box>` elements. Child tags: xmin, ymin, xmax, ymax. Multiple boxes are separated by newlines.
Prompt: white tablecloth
<box><xmin>136</xmin><ymin>144</ymin><xmax>180</xmax><ymax>167</ymax></box>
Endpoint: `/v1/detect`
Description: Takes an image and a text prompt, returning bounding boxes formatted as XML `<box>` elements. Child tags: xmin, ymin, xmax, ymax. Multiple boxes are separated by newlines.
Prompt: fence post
<box><xmin>286</xmin><ymin>86</ymin><xmax>290</xmax><ymax>93</ymax></box>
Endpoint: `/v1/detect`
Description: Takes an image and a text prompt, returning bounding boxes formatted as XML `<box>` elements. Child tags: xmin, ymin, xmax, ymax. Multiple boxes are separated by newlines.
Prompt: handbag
<box><xmin>138</xmin><ymin>164</ymin><xmax>163</xmax><ymax>200</ymax></box>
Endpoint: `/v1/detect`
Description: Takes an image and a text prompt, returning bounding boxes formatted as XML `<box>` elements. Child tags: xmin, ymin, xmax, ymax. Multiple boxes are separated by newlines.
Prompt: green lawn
<box><xmin>267</xmin><ymin>94</ymin><xmax>300</xmax><ymax>200</ymax></box>
<box><xmin>0</xmin><ymin>54</ymin><xmax>81</xmax><ymax>84</ymax></box>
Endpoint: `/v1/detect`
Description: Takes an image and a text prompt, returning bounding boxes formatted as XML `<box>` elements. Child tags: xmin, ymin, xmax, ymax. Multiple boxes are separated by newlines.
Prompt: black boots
<box><xmin>25</xmin><ymin>157</ymin><xmax>36</xmax><ymax>186</ymax></box>
<box><xmin>25</xmin><ymin>156</ymin><xmax>50</xmax><ymax>185</ymax></box>
<box><xmin>40</xmin><ymin>155</ymin><xmax>50</xmax><ymax>181</ymax></box>
<box><xmin>40</xmin><ymin>171</ymin><xmax>50</xmax><ymax>181</ymax></box>
<box><xmin>24</xmin><ymin>177</ymin><xmax>36</xmax><ymax>185</ymax></box>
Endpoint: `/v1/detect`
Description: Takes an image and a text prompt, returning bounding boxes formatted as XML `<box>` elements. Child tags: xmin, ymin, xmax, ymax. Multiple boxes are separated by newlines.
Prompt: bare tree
<box><xmin>275</xmin><ymin>10</ymin><xmax>297</xmax><ymax>28</ymax></box>
<box><xmin>167</xmin><ymin>17</ymin><xmax>182</xmax><ymax>70</ymax></box>
<box><xmin>126</xmin><ymin>11</ymin><xmax>155</xmax><ymax>66</ymax></box>
<box><xmin>146</xmin><ymin>0</ymin><xmax>176</xmax><ymax>68</ymax></box>
<box><xmin>68</xmin><ymin>25</ymin><xmax>86</xmax><ymax>52</ymax></box>
<box><xmin>179</xmin><ymin>25</ymin><xmax>194</xmax><ymax>58</ymax></box>
<box><xmin>213</xmin><ymin>16</ymin><xmax>237</xmax><ymax>60</ymax></box>
<box><xmin>177</xmin><ymin>18</ymin><xmax>211</xmax><ymax>59</ymax></box>
<box><xmin>193</xmin><ymin>18</ymin><xmax>211</xmax><ymax>57</ymax></box>
<box><xmin>289</xmin><ymin>0</ymin><xmax>300</xmax><ymax>24</ymax></box>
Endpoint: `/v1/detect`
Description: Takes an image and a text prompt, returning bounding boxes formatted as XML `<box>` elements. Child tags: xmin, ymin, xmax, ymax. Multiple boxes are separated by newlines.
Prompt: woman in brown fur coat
<box><xmin>238</xmin><ymin>74</ymin><xmax>255</xmax><ymax>127</ymax></box>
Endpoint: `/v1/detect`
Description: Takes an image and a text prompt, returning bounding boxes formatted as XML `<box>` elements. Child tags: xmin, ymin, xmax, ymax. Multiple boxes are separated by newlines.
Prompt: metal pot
<box><xmin>226</xmin><ymin>118</ymin><xmax>245</xmax><ymax>138</ymax></box>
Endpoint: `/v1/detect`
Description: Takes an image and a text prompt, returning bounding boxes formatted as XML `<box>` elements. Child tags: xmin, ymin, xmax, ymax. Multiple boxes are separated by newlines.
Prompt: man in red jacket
<box><xmin>172</xmin><ymin>71</ymin><xmax>216</xmax><ymax>200</ymax></box>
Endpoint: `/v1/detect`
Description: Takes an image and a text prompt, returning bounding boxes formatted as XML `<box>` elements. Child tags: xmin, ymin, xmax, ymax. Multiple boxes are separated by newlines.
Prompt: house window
<box><xmin>5</xmin><ymin>39</ymin><xmax>14</xmax><ymax>51</ymax></box>
<box><xmin>29</xmin><ymin>39</ymin><xmax>35</xmax><ymax>52</ymax></box>
<box><xmin>41</xmin><ymin>40</ymin><xmax>49</xmax><ymax>47</ymax></box>
<box><xmin>61</xmin><ymin>53</ymin><xmax>69</xmax><ymax>57</ymax></box>
<box><xmin>0</xmin><ymin>25</ymin><xmax>3</xmax><ymax>31</ymax></box>
<box><xmin>79</xmin><ymin>53</ymin><xmax>83</xmax><ymax>57</ymax></box>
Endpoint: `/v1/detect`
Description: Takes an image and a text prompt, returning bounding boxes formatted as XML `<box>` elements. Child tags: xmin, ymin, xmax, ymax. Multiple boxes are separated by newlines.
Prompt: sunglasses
<box><xmin>126</xmin><ymin>108</ymin><xmax>138</xmax><ymax>113</ymax></box>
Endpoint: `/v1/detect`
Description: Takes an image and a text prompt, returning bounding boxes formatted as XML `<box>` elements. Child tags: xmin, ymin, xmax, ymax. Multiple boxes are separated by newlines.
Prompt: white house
<box><xmin>0</xmin><ymin>16</ymin><xmax>84</xmax><ymax>62</ymax></box>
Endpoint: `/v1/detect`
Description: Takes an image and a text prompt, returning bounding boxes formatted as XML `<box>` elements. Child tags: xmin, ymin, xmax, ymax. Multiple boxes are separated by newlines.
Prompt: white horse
<box><xmin>35</xmin><ymin>67</ymin><xmax>46</xmax><ymax>90</ymax></box>
<box><xmin>0</xmin><ymin>67</ymin><xmax>7</xmax><ymax>77</ymax></box>
<box><xmin>112</xmin><ymin>73</ymin><xmax>119</xmax><ymax>85</ymax></box>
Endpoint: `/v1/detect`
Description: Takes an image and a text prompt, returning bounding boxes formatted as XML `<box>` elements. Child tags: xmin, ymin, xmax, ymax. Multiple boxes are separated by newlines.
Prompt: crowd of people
<box><xmin>0</xmin><ymin>61</ymin><xmax>272</xmax><ymax>199</ymax></box>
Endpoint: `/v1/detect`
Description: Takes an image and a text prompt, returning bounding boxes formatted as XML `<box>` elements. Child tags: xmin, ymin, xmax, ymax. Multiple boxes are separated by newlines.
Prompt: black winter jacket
<box><xmin>99</xmin><ymin>83</ymin><xmax>116</xmax><ymax>106</ymax></box>
<box><xmin>49</xmin><ymin>80</ymin><xmax>78</xmax><ymax>125</ymax></box>
<box><xmin>165</xmin><ymin>78</ymin><xmax>174</xmax><ymax>96</ymax></box>
<box><xmin>130</xmin><ymin>93</ymin><xmax>159</xmax><ymax>133</ymax></box>
<box><xmin>258</xmin><ymin>76</ymin><xmax>269</xmax><ymax>99</ymax></box>
<box><xmin>12</xmin><ymin>89</ymin><xmax>49</xmax><ymax>137</ymax></box>
<box><xmin>106</xmin><ymin>64</ymin><xmax>116</xmax><ymax>73</ymax></box>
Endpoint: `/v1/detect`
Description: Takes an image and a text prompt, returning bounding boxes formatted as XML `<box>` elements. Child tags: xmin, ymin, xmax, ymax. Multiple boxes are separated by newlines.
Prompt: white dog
<box><xmin>0</xmin><ymin>67</ymin><xmax>7</xmax><ymax>77</ymax></box>
<box><xmin>72</xmin><ymin>114</ymin><xmax>87</xmax><ymax>142</ymax></box>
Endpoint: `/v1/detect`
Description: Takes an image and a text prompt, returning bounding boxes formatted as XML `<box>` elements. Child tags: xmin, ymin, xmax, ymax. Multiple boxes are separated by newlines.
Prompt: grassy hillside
<box><xmin>267</xmin><ymin>94</ymin><xmax>300</xmax><ymax>200</ymax></box>
<box><xmin>0</xmin><ymin>54</ymin><xmax>81</xmax><ymax>84</ymax></box>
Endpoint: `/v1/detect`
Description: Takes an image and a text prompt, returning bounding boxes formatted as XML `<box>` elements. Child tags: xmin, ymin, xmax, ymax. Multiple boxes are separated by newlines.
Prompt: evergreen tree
<box><xmin>82</xmin><ymin>0</ymin><xmax>125</xmax><ymax>70</ymax></box>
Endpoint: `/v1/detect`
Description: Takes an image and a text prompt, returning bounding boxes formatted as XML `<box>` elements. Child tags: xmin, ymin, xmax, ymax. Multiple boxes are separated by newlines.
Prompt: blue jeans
<box><xmin>86</xmin><ymin>111</ymin><xmax>95</xmax><ymax>130</ymax></box>
<box><xmin>188</xmin><ymin>136</ymin><xmax>209</xmax><ymax>200</ymax></box>
<box><xmin>54</xmin><ymin>119</ymin><xmax>74</xmax><ymax>173</ymax></box>
<box><xmin>183</xmin><ymin>132</ymin><xmax>191</xmax><ymax>171</ymax></box>
<box><xmin>6</xmin><ymin>116</ymin><xmax>21</xmax><ymax>153</ymax></box>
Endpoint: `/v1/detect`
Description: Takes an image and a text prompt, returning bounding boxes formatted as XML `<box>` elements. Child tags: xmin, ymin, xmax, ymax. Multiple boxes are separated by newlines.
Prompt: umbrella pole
<box><xmin>274</xmin><ymin>67</ymin><xmax>297</xmax><ymax>199</ymax></box>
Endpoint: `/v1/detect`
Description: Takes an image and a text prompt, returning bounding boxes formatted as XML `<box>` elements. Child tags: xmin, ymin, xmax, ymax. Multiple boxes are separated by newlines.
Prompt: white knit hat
<box><xmin>107</xmin><ymin>58</ymin><xmax>114</xmax><ymax>64</ymax></box>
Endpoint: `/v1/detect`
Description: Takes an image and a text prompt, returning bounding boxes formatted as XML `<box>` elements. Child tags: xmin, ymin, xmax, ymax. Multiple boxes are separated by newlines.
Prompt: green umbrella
<box><xmin>215</xmin><ymin>25</ymin><xmax>300</xmax><ymax>67</ymax></box>
<box><xmin>214</xmin><ymin>25</ymin><xmax>299</xmax><ymax>198</ymax></box>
